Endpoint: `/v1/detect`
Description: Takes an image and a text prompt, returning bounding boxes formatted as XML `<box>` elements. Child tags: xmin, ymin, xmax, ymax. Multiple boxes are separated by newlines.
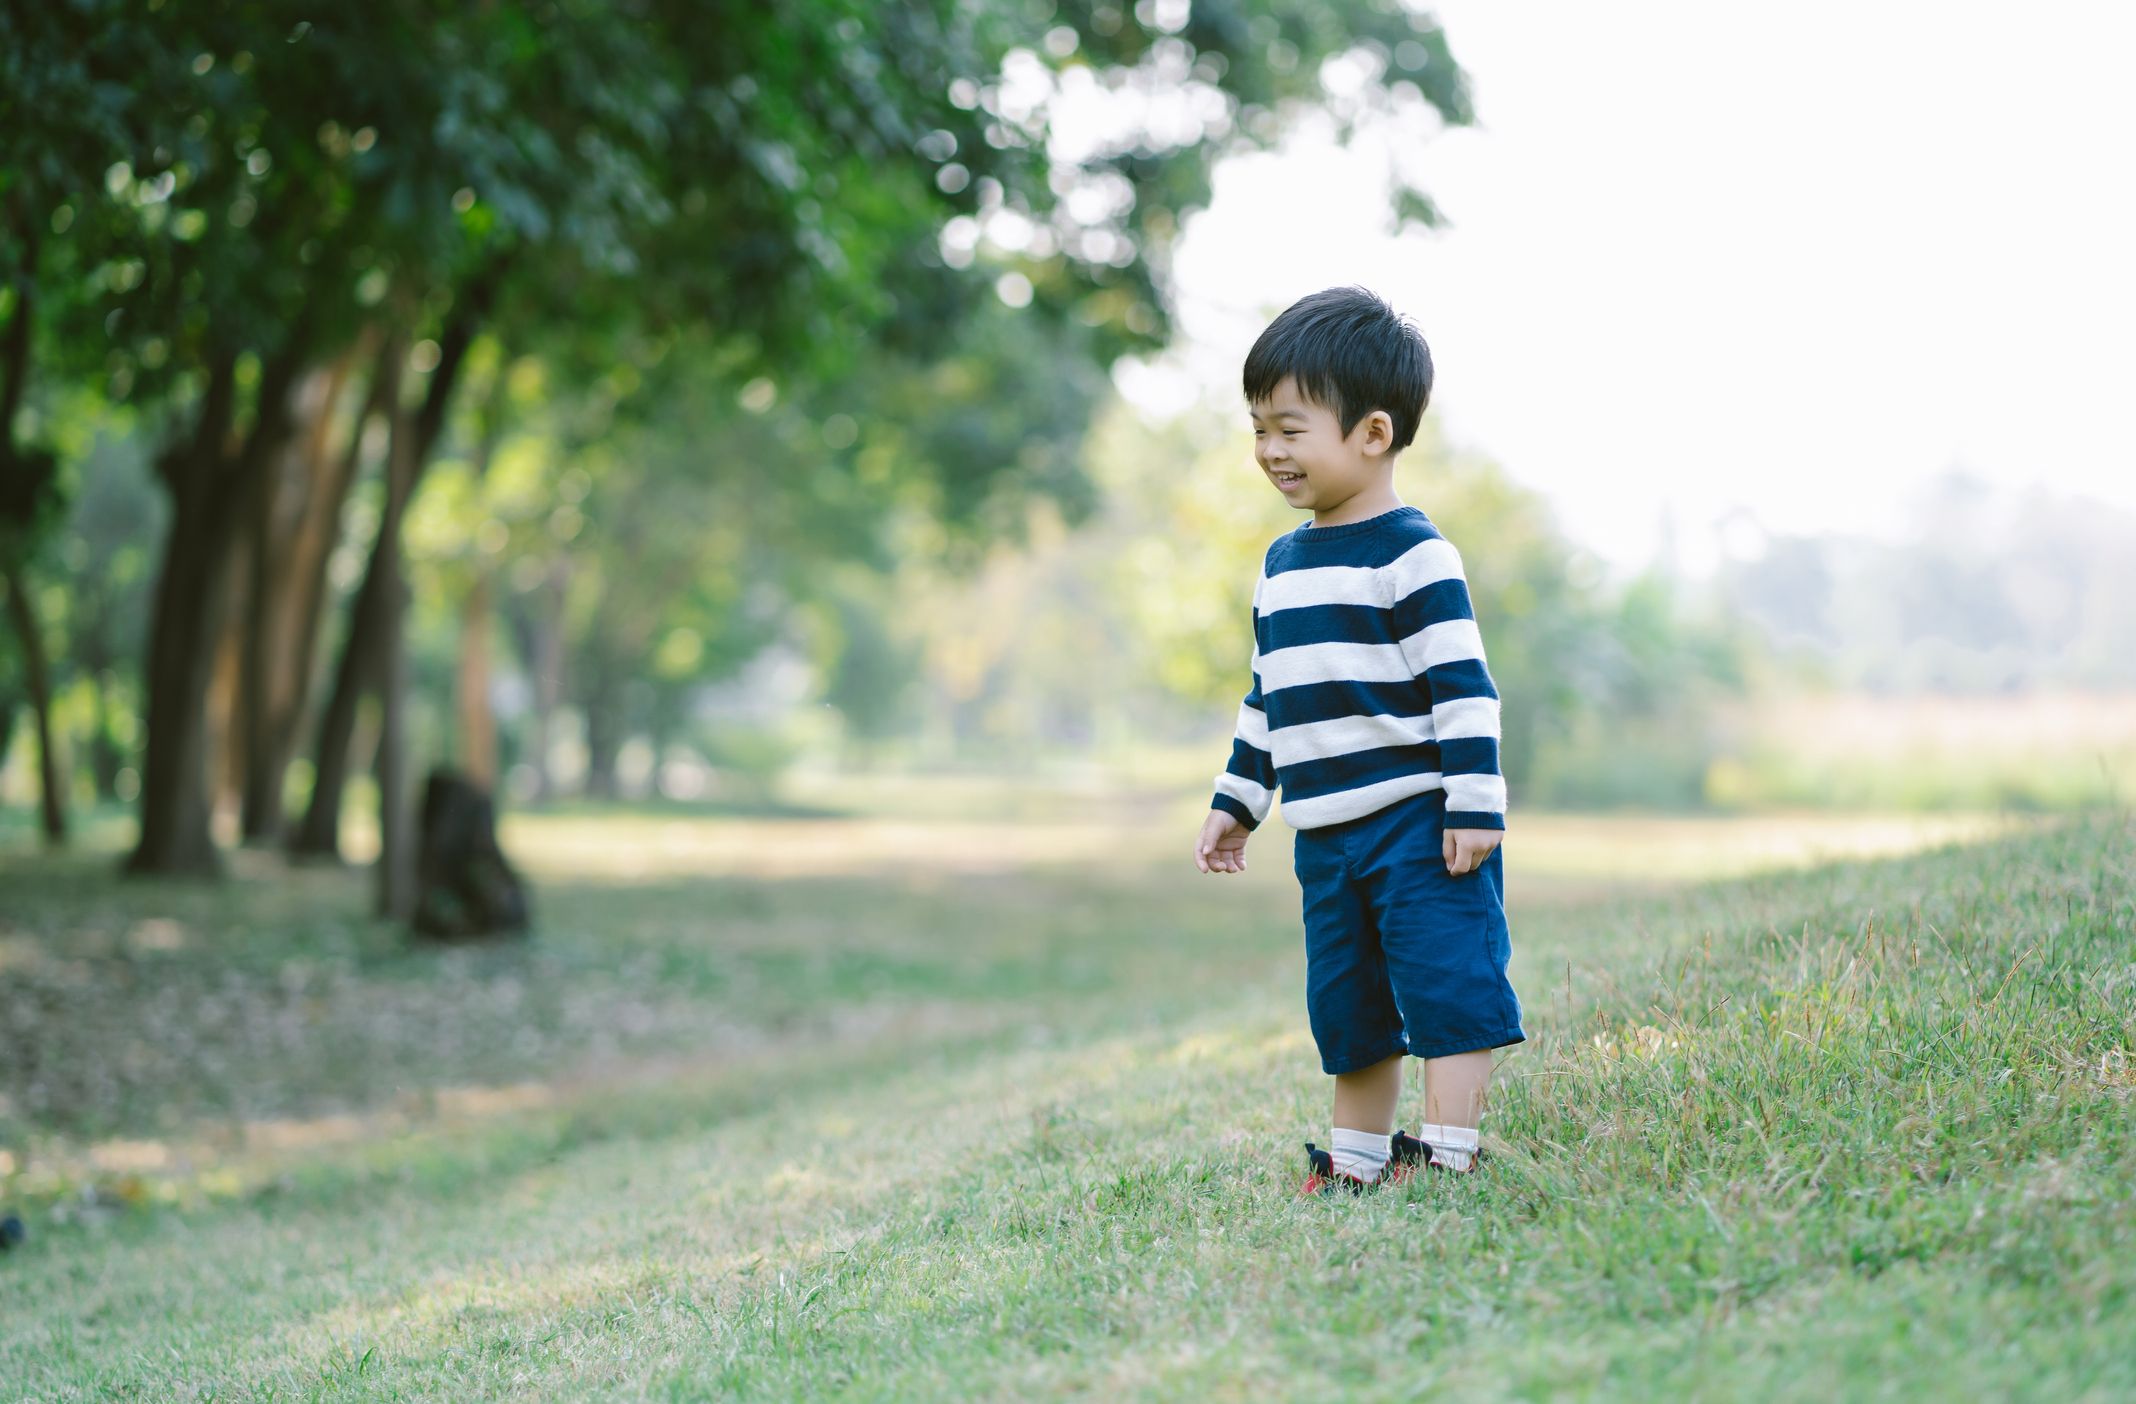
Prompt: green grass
<box><xmin>1</xmin><ymin>799</ymin><xmax>2130</xmax><ymax>1400</ymax></box>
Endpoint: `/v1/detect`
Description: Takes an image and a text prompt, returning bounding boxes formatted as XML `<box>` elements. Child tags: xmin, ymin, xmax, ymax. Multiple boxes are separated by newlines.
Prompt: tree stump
<box><xmin>411</xmin><ymin>767</ymin><xmax>531</xmax><ymax>940</ymax></box>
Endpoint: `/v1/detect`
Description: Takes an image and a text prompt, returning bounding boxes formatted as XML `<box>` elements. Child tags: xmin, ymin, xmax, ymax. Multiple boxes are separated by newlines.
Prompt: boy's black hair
<box><xmin>1242</xmin><ymin>285</ymin><xmax>1433</xmax><ymax>453</ymax></box>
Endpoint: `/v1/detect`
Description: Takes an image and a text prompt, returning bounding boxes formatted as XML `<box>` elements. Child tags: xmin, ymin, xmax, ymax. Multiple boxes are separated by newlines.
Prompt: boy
<box><xmin>1192</xmin><ymin>286</ymin><xmax>1524</xmax><ymax>1194</ymax></box>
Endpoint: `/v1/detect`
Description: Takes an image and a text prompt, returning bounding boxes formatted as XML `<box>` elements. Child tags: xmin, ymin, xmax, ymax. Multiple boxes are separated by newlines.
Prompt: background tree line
<box><xmin>1</xmin><ymin>0</ymin><xmax>1481</xmax><ymax>902</ymax></box>
<box><xmin>19</xmin><ymin>2</ymin><xmax>2055</xmax><ymax>860</ymax></box>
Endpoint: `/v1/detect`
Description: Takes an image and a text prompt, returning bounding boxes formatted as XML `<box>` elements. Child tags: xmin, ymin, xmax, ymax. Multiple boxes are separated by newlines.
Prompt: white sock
<box><xmin>1417</xmin><ymin>1121</ymin><xmax>1481</xmax><ymax>1171</ymax></box>
<box><xmin>1330</xmin><ymin>1126</ymin><xmax>1393</xmax><ymax>1183</ymax></box>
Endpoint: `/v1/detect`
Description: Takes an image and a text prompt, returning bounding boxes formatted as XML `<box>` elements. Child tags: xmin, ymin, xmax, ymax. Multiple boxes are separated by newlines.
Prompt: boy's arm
<box><xmin>1390</xmin><ymin>539</ymin><xmax>1506</xmax><ymax>831</ymax></box>
<box><xmin>1210</xmin><ymin>579</ymin><xmax>1277</xmax><ymax>830</ymax></box>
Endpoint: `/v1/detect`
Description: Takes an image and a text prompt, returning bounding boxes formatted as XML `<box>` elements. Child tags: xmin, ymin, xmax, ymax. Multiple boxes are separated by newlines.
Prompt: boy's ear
<box><xmin>1359</xmin><ymin>408</ymin><xmax>1396</xmax><ymax>457</ymax></box>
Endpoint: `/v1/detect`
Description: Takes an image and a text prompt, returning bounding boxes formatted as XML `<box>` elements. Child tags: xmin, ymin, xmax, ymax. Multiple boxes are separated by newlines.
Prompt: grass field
<box><xmin>1</xmin><ymin>792</ymin><xmax>2130</xmax><ymax>1400</ymax></box>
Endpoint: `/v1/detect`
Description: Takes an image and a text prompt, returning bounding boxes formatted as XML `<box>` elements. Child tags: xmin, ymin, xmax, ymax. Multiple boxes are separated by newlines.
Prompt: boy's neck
<box><xmin>1310</xmin><ymin>482</ymin><xmax>1406</xmax><ymax>529</ymax></box>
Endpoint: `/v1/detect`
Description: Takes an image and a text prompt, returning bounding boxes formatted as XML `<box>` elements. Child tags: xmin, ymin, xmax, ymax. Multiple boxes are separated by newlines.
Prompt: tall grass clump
<box><xmin>1475</xmin><ymin>815</ymin><xmax>2133</xmax><ymax>1317</ymax></box>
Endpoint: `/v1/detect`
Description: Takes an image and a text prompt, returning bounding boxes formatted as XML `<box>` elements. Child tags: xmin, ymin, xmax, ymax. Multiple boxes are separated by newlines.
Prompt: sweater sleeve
<box><xmin>1390</xmin><ymin>539</ymin><xmax>1507</xmax><ymax>830</ymax></box>
<box><xmin>1210</xmin><ymin>571</ymin><xmax>1277</xmax><ymax>830</ymax></box>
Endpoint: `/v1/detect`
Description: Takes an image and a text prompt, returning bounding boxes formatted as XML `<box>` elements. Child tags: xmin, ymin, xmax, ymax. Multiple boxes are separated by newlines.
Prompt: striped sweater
<box><xmin>1210</xmin><ymin>504</ymin><xmax>1507</xmax><ymax>832</ymax></box>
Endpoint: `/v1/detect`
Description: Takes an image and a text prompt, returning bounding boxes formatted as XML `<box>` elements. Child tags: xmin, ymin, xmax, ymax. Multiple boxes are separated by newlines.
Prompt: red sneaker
<box><xmin>1390</xmin><ymin>1128</ymin><xmax>1482</xmax><ymax>1177</ymax></box>
<box><xmin>1299</xmin><ymin>1142</ymin><xmax>1375</xmax><ymax>1196</ymax></box>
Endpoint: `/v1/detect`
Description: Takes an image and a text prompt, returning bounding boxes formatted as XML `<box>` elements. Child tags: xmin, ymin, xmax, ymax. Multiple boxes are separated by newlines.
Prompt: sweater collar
<box><xmin>1289</xmin><ymin>504</ymin><xmax>1422</xmax><ymax>542</ymax></box>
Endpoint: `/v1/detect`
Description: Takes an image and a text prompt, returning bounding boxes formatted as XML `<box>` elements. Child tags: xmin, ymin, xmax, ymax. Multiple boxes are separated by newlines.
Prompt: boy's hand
<box><xmin>1195</xmin><ymin>810</ymin><xmax>1251</xmax><ymax>874</ymax></box>
<box><xmin>1443</xmin><ymin>827</ymin><xmax>1502</xmax><ymax>877</ymax></box>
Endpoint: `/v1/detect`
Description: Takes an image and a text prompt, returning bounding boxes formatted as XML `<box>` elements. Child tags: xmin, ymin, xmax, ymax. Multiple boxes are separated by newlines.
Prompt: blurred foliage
<box><xmin>4</xmin><ymin>0</ymin><xmax>1477</xmax><ymax>453</ymax></box>
<box><xmin>799</xmin><ymin>394</ymin><xmax>1759</xmax><ymax>808</ymax></box>
<box><xmin>0</xmin><ymin>383</ymin><xmax>162</xmax><ymax>805</ymax></box>
<box><xmin>1091</xmin><ymin>398</ymin><xmax>1755</xmax><ymax>806</ymax></box>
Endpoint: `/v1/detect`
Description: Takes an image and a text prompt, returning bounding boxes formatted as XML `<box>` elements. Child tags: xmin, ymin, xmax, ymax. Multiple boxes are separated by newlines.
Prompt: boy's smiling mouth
<box><xmin>1273</xmin><ymin>470</ymin><xmax>1305</xmax><ymax>490</ymax></box>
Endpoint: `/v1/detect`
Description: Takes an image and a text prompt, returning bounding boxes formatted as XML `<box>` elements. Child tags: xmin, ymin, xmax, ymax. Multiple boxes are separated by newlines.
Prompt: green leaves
<box><xmin>14</xmin><ymin>0</ymin><xmax>1481</xmax><ymax>442</ymax></box>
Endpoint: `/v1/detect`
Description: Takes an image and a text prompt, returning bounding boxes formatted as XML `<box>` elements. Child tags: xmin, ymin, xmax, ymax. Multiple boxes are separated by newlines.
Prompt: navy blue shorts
<box><xmin>1292</xmin><ymin>786</ymin><xmax>1526</xmax><ymax>1072</ymax></box>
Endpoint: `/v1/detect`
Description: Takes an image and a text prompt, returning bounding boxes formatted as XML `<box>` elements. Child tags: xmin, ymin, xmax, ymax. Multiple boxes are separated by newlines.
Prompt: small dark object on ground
<box><xmin>412</xmin><ymin>768</ymin><xmax>531</xmax><ymax>940</ymax></box>
<box><xmin>0</xmin><ymin>1213</ymin><xmax>25</xmax><ymax>1251</ymax></box>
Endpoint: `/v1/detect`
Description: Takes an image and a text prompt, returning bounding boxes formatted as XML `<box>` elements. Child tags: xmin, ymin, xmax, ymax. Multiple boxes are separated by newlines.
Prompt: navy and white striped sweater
<box><xmin>1210</xmin><ymin>504</ymin><xmax>1507</xmax><ymax>832</ymax></box>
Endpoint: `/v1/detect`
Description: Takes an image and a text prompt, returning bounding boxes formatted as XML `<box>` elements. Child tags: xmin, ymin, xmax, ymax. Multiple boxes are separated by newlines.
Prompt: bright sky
<box><xmin>1116</xmin><ymin>1</ymin><xmax>2136</xmax><ymax>573</ymax></box>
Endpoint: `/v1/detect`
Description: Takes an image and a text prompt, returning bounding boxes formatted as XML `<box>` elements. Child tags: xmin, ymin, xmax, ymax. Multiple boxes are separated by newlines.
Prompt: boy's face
<box><xmin>1248</xmin><ymin>375</ymin><xmax>1396</xmax><ymax>514</ymax></box>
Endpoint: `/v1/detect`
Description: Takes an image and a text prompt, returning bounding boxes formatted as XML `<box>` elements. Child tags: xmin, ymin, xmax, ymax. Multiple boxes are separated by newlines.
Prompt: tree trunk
<box><xmin>449</xmin><ymin>351</ymin><xmax>512</xmax><ymax>792</ymax></box>
<box><xmin>129</xmin><ymin>350</ymin><xmax>242</xmax><ymax>877</ymax></box>
<box><xmin>1</xmin><ymin>561</ymin><xmax>66</xmax><ymax>845</ymax></box>
<box><xmin>0</xmin><ymin>689</ymin><xmax>17</xmax><ymax>792</ymax></box>
<box><xmin>288</xmin><ymin>503</ymin><xmax>391</xmax><ymax>861</ymax></box>
<box><xmin>287</xmin><ymin>258</ymin><xmax>510</xmax><ymax>860</ymax></box>
<box><xmin>275</xmin><ymin>352</ymin><xmax>384</xmax><ymax>782</ymax></box>
<box><xmin>581</xmin><ymin>647</ymin><xmax>623</xmax><ymax>800</ymax></box>
<box><xmin>528</xmin><ymin>559</ymin><xmax>570</xmax><ymax>799</ymax></box>
<box><xmin>234</xmin><ymin>402</ymin><xmax>288</xmax><ymax>842</ymax></box>
<box><xmin>285</xmin><ymin>353</ymin><xmax>428</xmax><ymax>860</ymax></box>
<box><xmin>129</xmin><ymin>320</ymin><xmax>314</xmax><ymax>877</ymax></box>
<box><xmin>129</xmin><ymin>474</ymin><xmax>239</xmax><ymax>874</ymax></box>
<box><xmin>647</xmin><ymin>715</ymin><xmax>679</xmax><ymax>800</ymax></box>
<box><xmin>87</xmin><ymin>662</ymin><xmax>123</xmax><ymax>799</ymax></box>
<box><xmin>0</xmin><ymin>192</ymin><xmax>62</xmax><ymax>844</ymax></box>
<box><xmin>238</xmin><ymin>343</ymin><xmax>372</xmax><ymax>844</ymax></box>
<box><xmin>373</xmin><ymin>389</ymin><xmax>419</xmax><ymax>921</ymax></box>
<box><xmin>500</xmin><ymin>578</ymin><xmax>559</xmax><ymax>801</ymax></box>
<box><xmin>456</xmin><ymin>574</ymin><xmax>497</xmax><ymax>789</ymax></box>
<box><xmin>207</xmin><ymin>528</ymin><xmax>252</xmax><ymax>832</ymax></box>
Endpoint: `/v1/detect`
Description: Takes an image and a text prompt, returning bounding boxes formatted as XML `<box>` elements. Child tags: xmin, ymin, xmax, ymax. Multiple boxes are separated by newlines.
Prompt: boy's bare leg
<box><xmin>1411</xmin><ymin>1049</ymin><xmax>1493</xmax><ymax>1171</ymax></box>
<box><xmin>1422</xmin><ymin>1049</ymin><xmax>1494</xmax><ymax>1128</ymax></box>
<box><xmin>1331</xmin><ymin>1050</ymin><xmax>1405</xmax><ymax>1135</ymax></box>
